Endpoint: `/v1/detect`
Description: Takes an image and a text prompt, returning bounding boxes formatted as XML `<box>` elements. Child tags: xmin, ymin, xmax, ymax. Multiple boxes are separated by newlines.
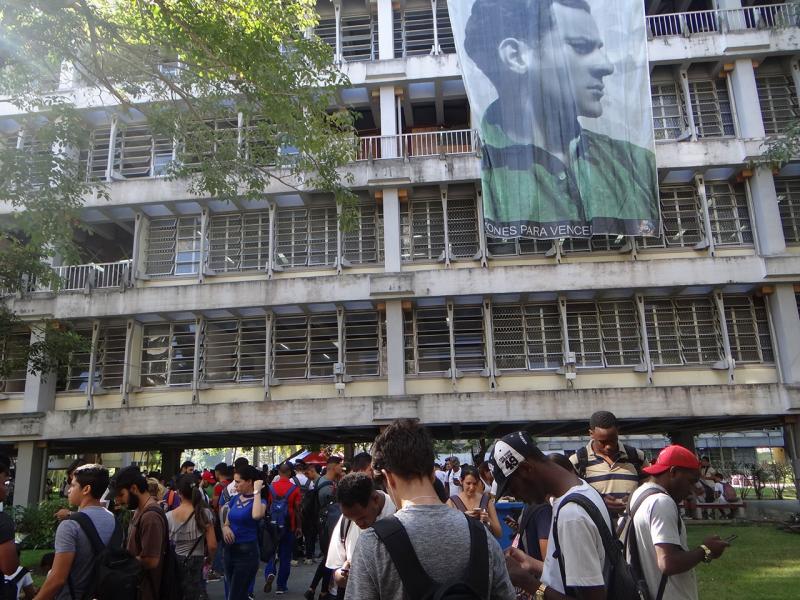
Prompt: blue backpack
<box><xmin>269</xmin><ymin>483</ymin><xmax>297</xmax><ymax>537</ymax></box>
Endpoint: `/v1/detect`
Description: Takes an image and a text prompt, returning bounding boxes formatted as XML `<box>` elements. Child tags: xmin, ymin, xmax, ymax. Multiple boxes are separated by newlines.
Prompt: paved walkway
<box><xmin>207</xmin><ymin>561</ymin><xmax>321</xmax><ymax>600</ymax></box>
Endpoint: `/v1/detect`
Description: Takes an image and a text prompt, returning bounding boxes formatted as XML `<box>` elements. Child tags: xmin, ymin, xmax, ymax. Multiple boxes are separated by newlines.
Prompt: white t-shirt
<box><xmin>435</xmin><ymin>470</ymin><xmax>448</xmax><ymax>486</ymax></box>
<box><xmin>630</xmin><ymin>483</ymin><xmax>698</xmax><ymax>600</ymax></box>
<box><xmin>447</xmin><ymin>468</ymin><xmax>464</xmax><ymax>494</ymax></box>
<box><xmin>541</xmin><ymin>482</ymin><xmax>609</xmax><ymax>594</ymax></box>
<box><xmin>293</xmin><ymin>473</ymin><xmax>309</xmax><ymax>487</ymax></box>
<box><xmin>713</xmin><ymin>482</ymin><xmax>725</xmax><ymax>502</ymax></box>
<box><xmin>6</xmin><ymin>566</ymin><xmax>33</xmax><ymax>595</ymax></box>
<box><xmin>326</xmin><ymin>491</ymin><xmax>396</xmax><ymax>570</ymax></box>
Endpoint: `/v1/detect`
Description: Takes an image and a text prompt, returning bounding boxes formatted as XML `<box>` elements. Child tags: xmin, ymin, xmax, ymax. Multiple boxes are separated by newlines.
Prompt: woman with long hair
<box><xmin>166</xmin><ymin>473</ymin><xmax>218</xmax><ymax>600</ymax></box>
<box><xmin>446</xmin><ymin>466</ymin><xmax>502</xmax><ymax>537</ymax></box>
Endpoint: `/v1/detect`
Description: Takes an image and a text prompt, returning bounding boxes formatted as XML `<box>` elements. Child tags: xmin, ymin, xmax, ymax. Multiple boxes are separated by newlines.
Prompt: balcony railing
<box><xmin>355</xmin><ymin>129</ymin><xmax>478</xmax><ymax>161</ymax></box>
<box><xmin>647</xmin><ymin>3</ymin><xmax>798</xmax><ymax>38</ymax></box>
<box><xmin>36</xmin><ymin>260</ymin><xmax>132</xmax><ymax>292</ymax></box>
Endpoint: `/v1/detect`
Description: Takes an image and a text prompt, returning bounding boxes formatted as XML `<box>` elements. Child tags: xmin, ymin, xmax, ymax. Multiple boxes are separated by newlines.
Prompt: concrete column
<box><xmin>13</xmin><ymin>442</ymin><xmax>48</xmax><ymax>506</ymax></box>
<box><xmin>380</xmin><ymin>86</ymin><xmax>398</xmax><ymax>157</ymax></box>
<box><xmin>668</xmin><ymin>431</ymin><xmax>697</xmax><ymax>453</ymax></box>
<box><xmin>728</xmin><ymin>59</ymin><xmax>766</xmax><ymax>139</ymax></box>
<box><xmin>161</xmin><ymin>448</ymin><xmax>182</xmax><ymax>480</ymax></box>
<box><xmin>791</xmin><ymin>59</ymin><xmax>800</xmax><ymax>103</ymax></box>
<box><xmin>767</xmin><ymin>284</ymin><xmax>800</xmax><ymax>386</ymax></box>
<box><xmin>131</xmin><ymin>212</ymin><xmax>150</xmax><ymax>284</ymax></box>
<box><xmin>23</xmin><ymin>326</ymin><xmax>56</xmax><ymax>413</ymax></box>
<box><xmin>377</xmin><ymin>0</ymin><xmax>395</xmax><ymax>60</ymax></box>
<box><xmin>386</xmin><ymin>301</ymin><xmax>406</xmax><ymax>396</ymax></box>
<box><xmin>782</xmin><ymin>421</ymin><xmax>800</xmax><ymax>505</ymax></box>
<box><xmin>714</xmin><ymin>0</ymin><xmax>743</xmax><ymax>10</ymax></box>
<box><xmin>383</xmin><ymin>189</ymin><xmax>402</xmax><ymax>272</ymax></box>
<box><xmin>748</xmin><ymin>168</ymin><xmax>786</xmax><ymax>256</ymax></box>
<box><xmin>121</xmin><ymin>320</ymin><xmax>143</xmax><ymax>407</ymax></box>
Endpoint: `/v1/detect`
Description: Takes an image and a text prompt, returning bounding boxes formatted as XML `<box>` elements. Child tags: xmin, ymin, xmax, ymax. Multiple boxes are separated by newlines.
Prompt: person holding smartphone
<box><xmin>625</xmin><ymin>445</ymin><xmax>730</xmax><ymax>600</ymax></box>
<box><xmin>446</xmin><ymin>467</ymin><xmax>502</xmax><ymax>538</ymax></box>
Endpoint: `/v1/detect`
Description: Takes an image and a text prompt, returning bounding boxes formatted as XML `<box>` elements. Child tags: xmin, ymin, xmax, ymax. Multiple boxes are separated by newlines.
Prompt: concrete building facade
<box><xmin>2</xmin><ymin>0</ymin><xmax>800</xmax><ymax>503</ymax></box>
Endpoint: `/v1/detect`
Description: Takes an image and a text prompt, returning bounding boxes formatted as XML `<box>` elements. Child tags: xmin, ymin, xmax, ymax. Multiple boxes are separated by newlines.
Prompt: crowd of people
<box><xmin>0</xmin><ymin>410</ymin><xmax>739</xmax><ymax>600</ymax></box>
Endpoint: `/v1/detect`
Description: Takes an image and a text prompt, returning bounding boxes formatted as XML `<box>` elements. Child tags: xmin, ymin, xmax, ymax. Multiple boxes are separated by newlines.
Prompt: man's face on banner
<box><xmin>522</xmin><ymin>3</ymin><xmax>614</xmax><ymax>119</ymax></box>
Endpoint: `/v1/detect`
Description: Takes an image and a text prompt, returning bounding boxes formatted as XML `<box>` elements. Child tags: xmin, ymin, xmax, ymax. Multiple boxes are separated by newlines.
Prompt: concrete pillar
<box><xmin>386</xmin><ymin>301</ymin><xmax>406</xmax><ymax>396</ymax></box>
<box><xmin>714</xmin><ymin>0</ymin><xmax>742</xmax><ymax>9</ymax></box>
<box><xmin>728</xmin><ymin>59</ymin><xmax>766</xmax><ymax>139</ymax></box>
<box><xmin>131</xmin><ymin>212</ymin><xmax>150</xmax><ymax>284</ymax></box>
<box><xmin>791</xmin><ymin>59</ymin><xmax>800</xmax><ymax>104</ymax></box>
<box><xmin>161</xmin><ymin>448</ymin><xmax>182</xmax><ymax>480</ymax></box>
<box><xmin>23</xmin><ymin>326</ymin><xmax>57</xmax><ymax>413</ymax></box>
<box><xmin>380</xmin><ymin>86</ymin><xmax>398</xmax><ymax>157</ymax></box>
<box><xmin>377</xmin><ymin>0</ymin><xmax>394</xmax><ymax>60</ymax></box>
<box><xmin>383</xmin><ymin>189</ymin><xmax>402</xmax><ymax>272</ymax></box>
<box><xmin>782</xmin><ymin>421</ymin><xmax>800</xmax><ymax>505</ymax></box>
<box><xmin>13</xmin><ymin>442</ymin><xmax>47</xmax><ymax>506</ymax></box>
<box><xmin>668</xmin><ymin>431</ymin><xmax>697</xmax><ymax>453</ymax></box>
<box><xmin>767</xmin><ymin>285</ymin><xmax>800</xmax><ymax>387</ymax></box>
<box><xmin>748</xmin><ymin>168</ymin><xmax>786</xmax><ymax>256</ymax></box>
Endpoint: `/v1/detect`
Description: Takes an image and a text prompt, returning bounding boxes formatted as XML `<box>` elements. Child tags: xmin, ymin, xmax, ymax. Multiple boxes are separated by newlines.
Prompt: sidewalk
<box><xmin>207</xmin><ymin>561</ymin><xmax>321</xmax><ymax>600</ymax></box>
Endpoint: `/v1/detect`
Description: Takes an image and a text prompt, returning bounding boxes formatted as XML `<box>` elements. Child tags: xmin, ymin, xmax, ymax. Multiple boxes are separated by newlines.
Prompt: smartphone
<box><xmin>723</xmin><ymin>534</ymin><xmax>738</xmax><ymax>543</ymax></box>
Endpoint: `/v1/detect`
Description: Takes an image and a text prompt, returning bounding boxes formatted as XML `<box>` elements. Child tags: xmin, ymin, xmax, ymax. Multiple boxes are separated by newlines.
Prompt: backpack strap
<box><xmin>623</xmin><ymin>444</ymin><xmax>643</xmax><ymax>475</ymax></box>
<box><xmin>372</xmin><ymin>516</ymin><xmax>437</xmax><ymax>599</ymax></box>
<box><xmin>69</xmin><ymin>512</ymin><xmax>106</xmax><ymax>555</ymax></box>
<box><xmin>552</xmin><ymin>493</ymin><xmax>614</xmax><ymax>597</ymax></box>
<box><xmin>8</xmin><ymin>567</ymin><xmax>30</xmax><ymax>585</ymax></box>
<box><xmin>340</xmin><ymin>517</ymin><xmax>352</xmax><ymax>545</ymax></box>
<box><xmin>464</xmin><ymin>513</ymin><xmax>490</xmax><ymax>596</ymax></box>
<box><xmin>450</xmin><ymin>495</ymin><xmax>467</xmax><ymax>512</ymax></box>
<box><xmin>479</xmin><ymin>493</ymin><xmax>490</xmax><ymax>512</ymax></box>
<box><xmin>575</xmin><ymin>446</ymin><xmax>589</xmax><ymax>478</ymax></box>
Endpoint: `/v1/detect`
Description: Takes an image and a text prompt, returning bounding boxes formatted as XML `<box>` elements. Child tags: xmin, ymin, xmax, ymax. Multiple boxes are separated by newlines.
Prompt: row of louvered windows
<box><xmin>57</xmin><ymin>323</ymin><xmax>128</xmax><ymax>392</ymax></box>
<box><xmin>0</xmin><ymin>330</ymin><xmax>31</xmax><ymax>394</ymax></box>
<box><xmin>403</xmin><ymin>295</ymin><xmax>773</xmax><ymax>375</ymax></box>
<box><xmin>651</xmin><ymin>79</ymin><xmax>735</xmax><ymax>140</ymax></box>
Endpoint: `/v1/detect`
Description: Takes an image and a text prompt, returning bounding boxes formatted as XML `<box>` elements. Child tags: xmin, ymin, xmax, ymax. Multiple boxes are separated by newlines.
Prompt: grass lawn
<box><xmin>687</xmin><ymin>523</ymin><xmax>800</xmax><ymax>600</ymax></box>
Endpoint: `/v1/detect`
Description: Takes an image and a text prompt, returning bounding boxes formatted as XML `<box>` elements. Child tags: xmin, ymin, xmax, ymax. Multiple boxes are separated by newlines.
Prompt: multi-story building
<box><xmin>2</xmin><ymin>0</ymin><xmax>800</xmax><ymax>504</ymax></box>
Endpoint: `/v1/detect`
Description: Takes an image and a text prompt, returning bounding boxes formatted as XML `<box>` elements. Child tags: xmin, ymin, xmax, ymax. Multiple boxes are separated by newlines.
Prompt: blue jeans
<box><xmin>224</xmin><ymin>541</ymin><xmax>260</xmax><ymax>600</ymax></box>
<box><xmin>267</xmin><ymin>531</ymin><xmax>295</xmax><ymax>592</ymax></box>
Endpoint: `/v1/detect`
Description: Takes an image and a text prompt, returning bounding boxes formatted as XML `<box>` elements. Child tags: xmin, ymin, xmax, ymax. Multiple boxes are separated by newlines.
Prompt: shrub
<box><xmin>9</xmin><ymin>498</ymin><xmax>69</xmax><ymax>550</ymax></box>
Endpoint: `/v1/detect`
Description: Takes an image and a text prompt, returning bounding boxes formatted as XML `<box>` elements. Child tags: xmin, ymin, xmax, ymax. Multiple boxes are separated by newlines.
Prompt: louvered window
<box><xmin>403</xmin><ymin>309</ymin><xmax>417</xmax><ymax>374</ymax></box>
<box><xmin>275</xmin><ymin>204</ymin><xmax>337</xmax><ymax>269</ymax></box>
<box><xmin>209</xmin><ymin>212</ymin><xmax>270</xmax><ymax>273</ymax></box>
<box><xmin>675</xmin><ymin>298</ymin><xmax>723</xmax><ymax>364</ymax></box>
<box><xmin>757</xmin><ymin>74</ymin><xmax>799</xmax><ymax>135</ymax></box>
<box><xmin>644</xmin><ymin>300</ymin><xmax>683</xmax><ymax>366</ymax></box>
<box><xmin>689</xmin><ymin>80</ymin><xmax>735</xmax><ymax>138</ymax></box>
<box><xmin>413</xmin><ymin>307</ymin><xmax>451</xmax><ymax>373</ymax></box>
<box><xmin>436</xmin><ymin>1</ymin><xmax>456</xmax><ymax>54</ymax></box>
<box><xmin>203</xmin><ymin>318</ymin><xmax>266</xmax><ymax>383</ymax></box>
<box><xmin>343</xmin><ymin>203</ymin><xmax>382</xmax><ymax>265</ymax></box>
<box><xmin>114</xmin><ymin>124</ymin><xmax>173</xmax><ymax>179</ymax></box>
<box><xmin>182</xmin><ymin>118</ymin><xmax>239</xmax><ymax>171</ymax></box>
<box><xmin>588</xmin><ymin>235</ymin><xmax>629</xmax><ymax>252</ymax></box>
<box><xmin>776</xmin><ymin>178</ymin><xmax>800</xmax><ymax>244</ymax></box>
<box><xmin>724</xmin><ymin>296</ymin><xmax>774</xmax><ymax>364</ymax></box>
<box><xmin>140</xmin><ymin>322</ymin><xmax>196</xmax><ymax>387</ymax></box>
<box><xmin>487</xmin><ymin>237</ymin><xmax>550</xmax><ymax>257</ymax></box>
<box><xmin>566</xmin><ymin>303</ymin><xmax>603</xmax><ymax>367</ymax></box>
<box><xmin>447</xmin><ymin>188</ymin><xmax>479</xmax><ymax>259</ymax></box>
<box><xmin>639</xmin><ymin>186</ymin><xmax>704</xmax><ymax>249</ymax></box>
<box><xmin>492</xmin><ymin>304</ymin><xmax>562</xmax><ymax>371</ymax></box>
<box><xmin>395</xmin><ymin>8</ymin><xmax>435</xmax><ymax>57</ymax></box>
<box><xmin>243</xmin><ymin>117</ymin><xmax>279</xmax><ymax>167</ymax></box>
<box><xmin>344</xmin><ymin>311</ymin><xmax>383</xmax><ymax>377</ymax></box>
<box><xmin>314</xmin><ymin>18</ymin><xmax>337</xmax><ymax>54</ymax></box>
<box><xmin>341</xmin><ymin>14</ymin><xmax>377</xmax><ymax>61</ymax></box>
<box><xmin>273</xmin><ymin>313</ymin><xmax>338</xmax><ymax>379</ymax></box>
<box><xmin>706</xmin><ymin>183</ymin><xmax>752</xmax><ymax>246</ymax></box>
<box><xmin>96</xmin><ymin>322</ymin><xmax>127</xmax><ymax>389</ymax></box>
<box><xmin>651</xmin><ymin>82</ymin><xmax>687</xmax><ymax>140</ymax></box>
<box><xmin>80</xmin><ymin>127</ymin><xmax>113</xmax><ymax>181</ymax></box>
<box><xmin>0</xmin><ymin>330</ymin><xmax>29</xmax><ymax>394</ymax></box>
<box><xmin>402</xmin><ymin>194</ymin><xmax>445</xmax><ymax>262</ymax></box>
<box><xmin>145</xmin><ymin>216</ymin><xmax>203</xmax><ymax>276</ymax></box>
<box><xmin>453</xmin><ymin>305</ymin><xmax>486</xmax><ymax>372</ymax></box>
<box><xmin>59</xmin><ymin>324</ymin><xmax>94</xmax><ymax>392</ymax></box>
<box><xmin>598</xmin><ymin>301</ymin><xmax>642</xmax><ymax>366</ymax></box>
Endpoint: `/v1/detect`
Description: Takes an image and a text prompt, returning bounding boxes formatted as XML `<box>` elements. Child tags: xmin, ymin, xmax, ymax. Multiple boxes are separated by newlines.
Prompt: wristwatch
<box><xmin>699</xmin><ymin>544</ymin><xmax>713</xmax><ymax>563</ymax></box>
<box><xmin>535</xmin><ymin>583</ymin><xmax>548</xmax><ymax>600</ymax></box>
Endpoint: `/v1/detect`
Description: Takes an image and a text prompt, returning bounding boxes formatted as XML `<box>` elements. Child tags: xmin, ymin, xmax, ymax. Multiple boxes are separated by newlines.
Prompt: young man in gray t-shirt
<box><xmin>35</xmin><ymin>465</ymin><xmax>117</xmax><ymax>600</ymax></box>
<box><xmin>345</xmin><ymin>420</ymin><xmax>515</xmax><ymax>600</ymax></box>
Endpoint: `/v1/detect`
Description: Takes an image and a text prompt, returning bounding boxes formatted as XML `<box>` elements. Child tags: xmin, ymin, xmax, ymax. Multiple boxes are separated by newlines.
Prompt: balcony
<box><xmin>355</xmin><ymin>129</ymin><xmax>477</xmax><ymax>161</ymax></box>
<box><xmin>32</xmin><ymin>260</ymin><xmax>132</xmax><ymax>293</ymax></box>
<box><xmin>646</xmin><ymin>3</ymin><xmax>797</xmax><ymax>38</ymax></box>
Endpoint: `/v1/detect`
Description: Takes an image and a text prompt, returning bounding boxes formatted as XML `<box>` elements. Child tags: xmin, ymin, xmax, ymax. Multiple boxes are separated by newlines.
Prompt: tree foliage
<box><xmin>0</xmin><ymin>0</ymin><xmax>355</xmax><ymax>379</ymax></box>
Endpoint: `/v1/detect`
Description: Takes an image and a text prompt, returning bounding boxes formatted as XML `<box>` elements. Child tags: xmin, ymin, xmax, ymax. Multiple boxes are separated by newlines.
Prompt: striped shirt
<box><xmin>569</xmin><ymin>442</ymin><xmax>648</xmax><ymax>500</ymax></box>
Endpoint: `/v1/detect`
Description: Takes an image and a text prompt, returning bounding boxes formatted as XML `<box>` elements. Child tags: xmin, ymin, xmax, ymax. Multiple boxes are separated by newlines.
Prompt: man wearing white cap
<box><xmin>490</xmin><ymin>431</ymin><xmax>609</xmax><ymax>600</ymax></box>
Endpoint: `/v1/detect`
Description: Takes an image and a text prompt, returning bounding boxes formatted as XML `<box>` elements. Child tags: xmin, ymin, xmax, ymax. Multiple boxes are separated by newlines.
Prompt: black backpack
<box><xmin>552</xmin><ymin>493</ymin><xmax>643</xmax><ymax>600</ymax></box>
<box><xmin>1</xmin><ymin>567</ymin><xmax>29</xmax><ymax>600</ymax></box>
<box><xmin>621</xmin><ymin>488</ymin><xmax>683</xmax><ymax>600</ymax></box>
<box><xmin>372</xmin><ymin>514</ymin><xmax>489</xmax><ymax>600</ymax></box>
<box><xmin>67</xmin><ymin>513</ymin><xmax>140</xmax><ymax>600</ymax></box>
<box><xmin>138</xmin><ymin>505</ymin><xmax>182</xmax><ymax>600</ymax></box>
<box><xmin>574</xmin><ymin>444</ymin><xmax>644</xmax><ymax>478</ymax></box>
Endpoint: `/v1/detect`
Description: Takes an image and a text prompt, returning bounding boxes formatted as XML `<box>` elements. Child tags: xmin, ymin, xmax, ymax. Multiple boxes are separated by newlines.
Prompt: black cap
<box><xmin>488</xmin><ymin>431</ymin><xmax>536</xmax><ymax>499</ymax></box>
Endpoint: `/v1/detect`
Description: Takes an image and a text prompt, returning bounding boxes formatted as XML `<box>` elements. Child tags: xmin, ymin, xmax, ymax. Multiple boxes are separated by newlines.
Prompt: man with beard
<box><xmin>112</xmin><ymin>466</ymin><xmax>167</xmax><ymax>600</ymax></box>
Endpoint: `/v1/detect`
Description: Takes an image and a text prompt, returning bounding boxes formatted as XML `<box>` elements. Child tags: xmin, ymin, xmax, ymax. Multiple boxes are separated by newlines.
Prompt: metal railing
<box><xmin>42</xmin><ymin>260</ymin><xmax>132</xmax><ymax>292</ymax></box>
<box><xmin>355</xmin><ymin>129</ymin><xmax>477</xmax><ymax>161</ymax></box>
<box><xmin>647</xmin><ymin>3</ymin><xmax>798</xmax><ymax>38</ymax></box>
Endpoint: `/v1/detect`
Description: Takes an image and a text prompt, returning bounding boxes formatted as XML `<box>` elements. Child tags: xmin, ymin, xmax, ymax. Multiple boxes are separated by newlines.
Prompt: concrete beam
<box><xmin>0</xmin><ymin>384</ymin><xmax>794</xmax><ymax>445</ymax></box>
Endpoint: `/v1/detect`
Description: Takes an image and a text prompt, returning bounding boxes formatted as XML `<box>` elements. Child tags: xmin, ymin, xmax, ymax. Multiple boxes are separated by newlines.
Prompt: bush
<box><xmin>9</xmin><ymin>498</ymin><xmax>69</xmax><ymax>550</ymax></box>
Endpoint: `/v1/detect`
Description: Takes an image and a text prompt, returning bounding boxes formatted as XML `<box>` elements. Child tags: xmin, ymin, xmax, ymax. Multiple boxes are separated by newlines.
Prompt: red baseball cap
<box><xmin>201</xmin><ymin>470</ymin><xmax>216</xmax><ymax>484</ymax></box>
<box><xmin>642</xmin><ymin>445</ymin><xmax>700</xmax><ymax>476</ymax></box>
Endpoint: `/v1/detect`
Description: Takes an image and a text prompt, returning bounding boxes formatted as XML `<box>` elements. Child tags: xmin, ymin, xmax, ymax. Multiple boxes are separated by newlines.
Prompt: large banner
<box><xmin>449</xmin><ymin>0</ymin><xmax>659</xmax><ymax>240</ymax></box>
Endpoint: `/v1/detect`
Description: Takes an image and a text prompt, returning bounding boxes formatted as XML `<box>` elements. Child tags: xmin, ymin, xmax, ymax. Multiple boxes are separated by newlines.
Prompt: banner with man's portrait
<box><xmin>449</xmin><ymin>0</ymin><xmax>660</xmax><ymax>240</ymax></box>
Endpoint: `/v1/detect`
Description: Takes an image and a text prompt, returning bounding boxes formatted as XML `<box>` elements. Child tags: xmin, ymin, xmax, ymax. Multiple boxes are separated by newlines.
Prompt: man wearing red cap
<box><xmin>625</xmin><ymin>445</ymin><xmax>730</xmax><ymax>600</ymax></box>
